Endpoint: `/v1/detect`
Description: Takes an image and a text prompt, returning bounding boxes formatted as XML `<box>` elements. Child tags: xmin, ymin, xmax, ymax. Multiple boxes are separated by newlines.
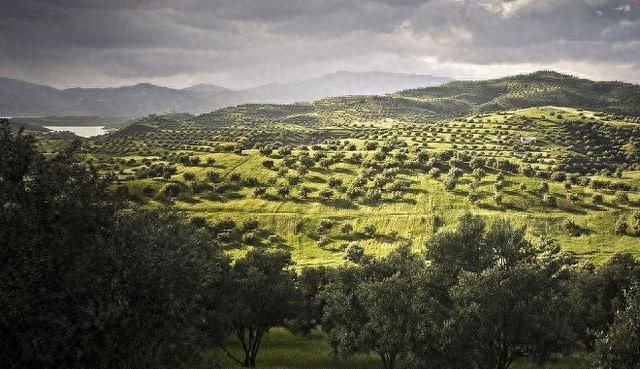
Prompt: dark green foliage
<box><xmin>322</xmin><ymin>247</ymin><xmax>432</xmax><ymax>369</ymax></box>
<box><xmin>596</xmin><ymin>286</ymin><xmax>640</xmax><ymax>369</ymax></box>
<box><xmin>223</xmin><ymin>249</ymin><xmax>299</xmax><ymax>367</ymax></box>
<box><xmin>0</xmin><ymin>121</ymin><xmax>229</xmax><ymax>369</ymax></box>
<box><xmin>571</xmin><ymin>254</ymin><xmax>640</xmax><ymax>350</ymax></box>
<box><xmin>425</xmin><ymin>214</ymin><xmax>576</xmax><ymax>369</ymax></box>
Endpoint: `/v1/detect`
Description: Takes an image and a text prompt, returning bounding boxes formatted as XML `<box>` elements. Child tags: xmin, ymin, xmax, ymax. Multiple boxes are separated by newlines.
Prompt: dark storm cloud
<box><xmin>0</xmin><ymin>0</ymin><xmax>638</xmax><ymax>87</ymax></box>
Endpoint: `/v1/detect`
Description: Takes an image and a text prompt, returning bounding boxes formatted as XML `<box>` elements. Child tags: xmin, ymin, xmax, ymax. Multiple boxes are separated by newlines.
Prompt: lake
<box><xmin>44</xmin><ymin>126</ymin><xmax>108</xmax><ymax>138</ymax></box>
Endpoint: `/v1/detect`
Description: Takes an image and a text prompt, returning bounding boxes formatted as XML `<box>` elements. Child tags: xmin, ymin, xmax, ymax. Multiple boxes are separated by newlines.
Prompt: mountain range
<box><xmin>0</xmin><ymin>71</ymin><xmax>449</xmax><ymax>117</ymax></box>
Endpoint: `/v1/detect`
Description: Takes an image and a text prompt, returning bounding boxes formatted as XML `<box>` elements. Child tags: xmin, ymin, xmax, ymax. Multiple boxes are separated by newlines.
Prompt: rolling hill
<box><xmin>52</xmin><ymin>71</ymin><xmax>637</xmax><ymax>267</ymax></box>
<box><xmin>396</xmin><ymin>71</ymin><xmax>640</xmax><ymax>117</ymax></box>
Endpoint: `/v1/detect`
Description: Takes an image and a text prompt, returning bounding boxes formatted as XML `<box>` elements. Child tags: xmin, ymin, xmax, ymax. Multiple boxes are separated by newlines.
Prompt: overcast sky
<box><xmin>1</xmin><ymin>0</ymin><xmax>639</xmax><ymax>88</ymax></box>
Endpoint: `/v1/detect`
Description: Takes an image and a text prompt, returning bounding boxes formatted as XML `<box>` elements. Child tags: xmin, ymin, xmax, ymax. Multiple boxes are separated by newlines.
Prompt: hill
<box><xmin>32</xmin><ymin>71</ymin><xmax>640</xmax><ymax>266</ymax></box>
<box><xmin>396</xmin><ymin>71</ymin><xmax>640</xmax><ymax>117</ymax></box>
<box><xmin>0</xmin><ymin>72</ymin><xmax>450</xmax><ymax>117</ymax></box>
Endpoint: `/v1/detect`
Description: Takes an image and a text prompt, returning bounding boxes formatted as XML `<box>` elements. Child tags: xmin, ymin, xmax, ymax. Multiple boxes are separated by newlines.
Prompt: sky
<box><xmin>1</xmin><ymin>0</ymin><xmax>639</xmax><ymax>89</ymax></box>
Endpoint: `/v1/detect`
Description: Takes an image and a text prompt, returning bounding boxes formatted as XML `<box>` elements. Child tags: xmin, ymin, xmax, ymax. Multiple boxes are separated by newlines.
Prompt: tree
<box><xmin>319</xmin><ymin>188</ymin><xmax>334</xmax><ymax>200</ymax></box>
<box><xmin>322</xmin><ymin>247</ymin><xmax>434</xmax><ymax>369</ymax></box>
<box><xmin>261</xmin><ymin>159</ymin><xmax>274</xmax><ymax>169</ymax></box>
<box><xmin>543</xmin><ymin>193</ymin><xmax>557</xmax><ymax>207</ymax></box>
<box><xmin>363</xmin><ymin>224</ymin><xmax>377</xmax><ymax>239</ymax></box>
<box><xmin>328</xmin><ymin>176</ymin><xmax>343</xmax><ymax>188</ymax></box>
<box><xmin>444</xmin><ymin>176</ymin><xmax>457</xmax><ymax>191</ymax></box>
<box><xmin>596</xmin><ymin>286</ymin><xmax>640</xmax><ymax>369</ymax></box>
<box><xmin>344</xmin><ymin>242</ymin><xmax>366</xmax><ymax>263</ymax></box>
<box><xmin>571</xmin><ymin>254</ymin><xmax>640</xmax><ymax>349</ymax></box>
<box><xmin>341</xmin><ymin>223</ymin><xmax>353</xmax><ymax>235</ymax></box>
<box><xmin>276</xmin><ymin>185</ymin><xmax>290</xmax><ymax>199</ymax></box>
<box><xmin>299</xmin><ymin>185</ymin><xmax>314</xmax><ymax>199</ymax></box>
<box><xmin>425</xmin><ymin>214</ymin><xmax>576</xmax><ymax>369</ymax></box>
<box><xmin>288</xmin><ymin>267</ymin><xmax>333</xmax><ymax>335</ymax></box>
<box><xmin>0</xmin><ymin>121</ymin><xmax>230</xmax><ymax>369</ymax></box>
<box><xmin>222</xmin><ymin>249</ymin><xmax>298</xmax><ymax>367</ymax></box>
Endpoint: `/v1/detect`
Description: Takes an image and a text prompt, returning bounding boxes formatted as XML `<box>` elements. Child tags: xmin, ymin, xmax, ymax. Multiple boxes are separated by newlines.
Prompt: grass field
<box><xmin>41</xmin><ymin>105</ymin><xmax>638</xmax><ymax>266</ymax></box>
<box><xmin>208</xmin><ymin>329</ymin><xmax>594</xmax><ymax>369</ymax></box>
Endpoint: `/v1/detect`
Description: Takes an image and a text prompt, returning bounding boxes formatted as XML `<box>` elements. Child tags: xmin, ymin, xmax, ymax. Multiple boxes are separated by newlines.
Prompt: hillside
<box><xmin>75</xmin><ymin>107</ymin><xmax>640</xmax><ymax>266</ymax></box>
<box><xmin>28</xmin><ymin>72</ymin><xmax>640</xmax><ymax>266</ymax></box>
<box><xmin>397</xmin><ymin>71</ymin><xmax>640</xmax><ymax>117</ymax></box>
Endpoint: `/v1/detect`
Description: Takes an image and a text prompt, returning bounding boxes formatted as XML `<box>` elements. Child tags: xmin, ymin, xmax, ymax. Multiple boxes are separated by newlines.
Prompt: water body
<box><xmin>44</xmin><ymin>126</ymin><xmax>108</xmax><ymax>138</ymax></box>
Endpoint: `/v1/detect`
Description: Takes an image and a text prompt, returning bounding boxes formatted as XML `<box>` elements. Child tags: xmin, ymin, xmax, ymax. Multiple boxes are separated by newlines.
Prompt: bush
<box><xmin>317</xmin><ymin>236</ymin><xmax>331</xmax><ymax>247</ymax></box>
<box><xmin>243</xmin><ymin>218</ymin><xmax>260</xmax><ymax>231</ymax></box>
<box><xmin>567</xmin><ymin>192</ymin><xmax>581</xmax><ymax>204</ymax></box>
<box><xmin>363</xmin><ymin>224</ymin><xmax>377</xmax><ymax>238</ymax></box>
<box><xmin>182</xmin><ymin>171</ymin><xmax>196</xmax><ymax>181</ymax></box>
<box><xmin>341</xmin><ymin>223</ymin><xmax>353</xmax><ymax>235</ymax></box>
<box><xmin>262</xmin><ymin>159</ymin><xmax>275</xmax><ymax>169</ymax></box>
<box><xmin>562</xmin><ymin>219</ymin><xmax>581</xmax><ymax>236</ymax></box>
<box><xmin>591</xmin><ymin>194</ymin><xmax>604</xmax><ymax>205</ymax></box>
<box><xmin>444</xmin><ymin>176</ymin><xmax>457</xmax><ymax>192</ymax></box>
<box><xmin>242</xmin><ymin>232</ymin><xmax>257</xmax><ymax>245</ymax></box>
<box><xmin>615</xmin><ymin>219</ymin><xmax>629</xmax><ymax>235</ymax></box>
<box><xmin>254</xmin><ymin>186</ymin><xmax>266</xmax><ymax>197</ymax></box>
<box><xmin>344</xmin><ymin>242</ymin><xmax>365</xmax><ymax>263</ymax></box>
<box><xmin>543</xmin><ymin>193</ymin><xmax>557</xmax><ymax>207</ymax></box>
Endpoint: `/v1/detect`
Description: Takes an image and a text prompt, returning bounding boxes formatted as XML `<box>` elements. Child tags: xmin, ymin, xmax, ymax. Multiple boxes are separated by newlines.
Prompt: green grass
<box><xmin>206</xmin><ymin>328</ymin><xmax>593</xmax><ymax>369</ymax></box>
<box><xmin>43</xmin><ymin>106</ymin><xmax>640</xmax><ymax>266</ymax></box>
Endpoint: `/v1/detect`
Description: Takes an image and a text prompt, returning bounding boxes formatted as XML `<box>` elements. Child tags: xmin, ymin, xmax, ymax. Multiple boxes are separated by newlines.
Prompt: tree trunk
<box><xmin>377</xmin><ymin>351</ymin><xmax>397</xmax><ymax>369</ymax></box>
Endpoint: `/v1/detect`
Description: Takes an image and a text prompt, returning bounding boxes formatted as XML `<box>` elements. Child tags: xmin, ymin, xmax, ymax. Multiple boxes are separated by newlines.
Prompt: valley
<box><xmin>28</xmin><ymin>72</ymin><xmax>640</xmax><ymax>266</ymax></box>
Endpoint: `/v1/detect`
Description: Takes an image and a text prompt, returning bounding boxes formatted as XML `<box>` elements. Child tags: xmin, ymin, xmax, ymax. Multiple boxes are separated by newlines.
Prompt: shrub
<box><xmin>262</xmin><ymin>159</ymin><xmax>275</xmax><ymax>169</ymax></box>
<box><xmin>344</xmin><ymin>242</ymin><xmax>365</xmax><ymax>263</ymax></box>
<box><xmin>319</xmin><ymin>189</ymin><xmax>334</xmax><ymax>200</ymax></box>
<box><xmin>243</xmin><ymin>218</ymin><xmax>260</xmax><ymax>231</ymax></box>
<box><xmin>341</xmin><ymin>223</ymin><xmax>353</xmax><ymax>235</ymax></box>
<box><xmin>363</xmin><ymin>224</ymin><xmax>377</xmax><ymax>238</ymax></box>
<box><xmin>543</xmin><ymin>193</ymin><xmax>557</xmax><ymax>207</ymax></box>
<box><xmin>328</xmin><ymin>177</ymin><xmax>343</xmax><ymax>188</ymax></box>
<box><xmin>182</xmin><ymin>171</ymin><xmax>196</xmax><ymax>181</ymax></box>
<box><xmin>591</xmin><ymin>194</ymin><xmax>604</xmax><ymax>205</ymax></box>
<box><xmin>615</xmin><ymin>218</ymin><xmax>629</xmax><ymax>235</ymax></box>
<box><xmin>567</xmin><ymin>192</ymin><xmax>581</xmax><ymax>204</ymax></box>
<box><xmin>254</xmin><ymin>186</ymin><xmax>266</xmax><ymax>197</ymax></box>
<box><xmin>444</xmin><ymin>176</ymin><xmax>458</xmax><ymax>192</ymax></box>
<box><xmin>562</xmin><ymin>219</ymin><xmax>581</xmax><ymax>236</ymax></box>
<box><xmin>242</xmin><ymin>232</ymin><xmax>257</xmax><ymax>245</ymax></box>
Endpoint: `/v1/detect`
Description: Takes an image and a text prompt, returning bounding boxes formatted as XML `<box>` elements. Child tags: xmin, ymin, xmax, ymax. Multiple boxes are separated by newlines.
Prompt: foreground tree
<box><xmin>425</xmin><ymin>214</ymin><xmax>576</xmax><ymax>369</ymax></box>
<box><xmin>596</xmin><ymin>286</ymin><xmax>640</xmax><ymax>369</ymax></box>
<box><xmin>0</xmin><ymin>121</ymin><xmax>229</xmax><ymax>369</ymax></box>
<box><xmin>322</xmin><ymin>247</ymin><xmax>440</xmax><ymax>369</ymax></box>
<box><xmin>223</xmin><ymin>249</ymin><xmax>298</xmax><ymax>367</ymax></box>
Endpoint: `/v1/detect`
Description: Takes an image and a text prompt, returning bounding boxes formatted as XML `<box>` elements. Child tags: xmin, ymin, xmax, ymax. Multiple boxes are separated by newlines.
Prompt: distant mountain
<box><xmin>187</xmin><ymin>71</ymin><xmax>640</xmax><ymax>129</ymax></box>
<box><xmin>0</xmin><ymin>72</ymin><xmax>450</xmax><ymax>117</ymax></box>
<box><xmin>182</xmin><ymin>84</ymin><xmax>232</xmax><ymax>93</ymax></box>
<box><xmin>241</xmin><ymin>71</ymin><xmax>450</xmax><ymax>103</ymax></box>
<box><xmin>0</xmin><ymin>77</ymin><xmax>70</xmax><ymax>116</ymax></box>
